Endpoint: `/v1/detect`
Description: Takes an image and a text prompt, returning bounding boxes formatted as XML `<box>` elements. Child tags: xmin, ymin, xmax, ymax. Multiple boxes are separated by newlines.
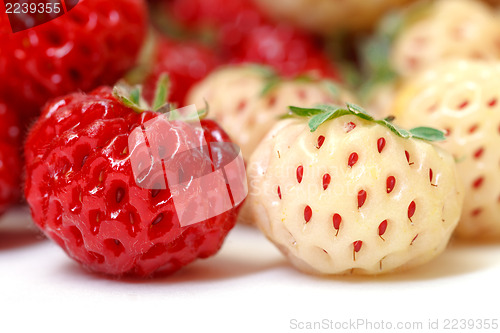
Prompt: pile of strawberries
<box><xmin>1</xmin><ymin>0</ymin><xmax>499</xmax><ymax>278</ymax></box>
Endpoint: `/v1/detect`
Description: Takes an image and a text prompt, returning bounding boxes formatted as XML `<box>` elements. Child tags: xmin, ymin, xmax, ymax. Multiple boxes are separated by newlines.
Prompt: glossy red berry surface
<box><xmin>0</xmin><ymin>0</ymin><xmax>148</xmax><ymax>120</ymax></box>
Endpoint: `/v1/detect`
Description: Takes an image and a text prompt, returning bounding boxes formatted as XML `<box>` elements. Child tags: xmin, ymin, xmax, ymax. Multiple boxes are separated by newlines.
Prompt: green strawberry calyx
<box><xmin>113</xmin><ymin>73</ymin><xmax>171</xmax><ymax>114</ymax></box>
<box><xmin>288</xmin><ymin>103</ymin><xmax>445</xmax><ymax>142</ymax></box>
<box><xmin>113</xmin><ymin>73</ymin><xmax>208</xmax><ymax>120</ymax></box>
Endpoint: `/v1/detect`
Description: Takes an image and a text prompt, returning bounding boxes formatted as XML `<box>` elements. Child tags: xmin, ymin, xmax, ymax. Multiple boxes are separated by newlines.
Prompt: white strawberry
<box><xmin>391</xmin><ymin>0</ymin><xmax>500</xmax><ymax>78</ymax></box>
<box><xmin>362</xmin><ymin>0</ymin><xmax>500</xmax><ymax>118</ymax></box>
<box><xmin>247</xmin><ymin>104</ymin><xmax>463</xmax><ymax>275</ymax></box>
<box><xmin>186</xmin><ymin>65</ymin><xmax>355</xmax><ymax>159</ymax></box>
<box><xmin>392</xmin><ymin>59</ymin><xmax>500</xmax><ymax>239</ymax></box>
<box><xmin>252</xmin><ymin>0</ymin><xmax>416</xmax><ymax>33</ymax></box>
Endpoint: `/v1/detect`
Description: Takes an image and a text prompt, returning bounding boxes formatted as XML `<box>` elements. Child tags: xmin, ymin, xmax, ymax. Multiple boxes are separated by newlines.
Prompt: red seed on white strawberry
<box><xmin>377</xmin><ymin>137</ymin><xmax>386</xmax><ymax>153</ymax></box>
<box><xmin>344</xmin><ymin>122</ymin><xmax>356</xmax><ymax>132</ymax></box>
<box><xmin>378</xmin><ymin>220</ymin><xmax>388</xmax><ymax>240</ymax></box>
<box><xmin>353</xmin><ymin>240</ymin><xmax>363</xmax><ymax>260</ymax></box>
<box><xmin>323</xmin><ymin>174</ymin><xmax>331</xmax><ymax>190</ymax></box>
<box><xmin>458</xmin><ymin>100</ymin><xmax>469</xmax><ymax>110</ymax></box>
<box><xmin>429</xmin><ymin>168</ymin><xmax>438</xmax><ymax>187</ymax></box>
<box><xmin>358</xmin><ymin>190</ymin><xmax>367</xmax><ymax>208</ymax></box>
<box><xmin>471</xmin><ymin>208</ymin><xmax>482</xmax><ymax>217</ymax></box>
<box><xmin>408</xmin><ymin>201</ymin><xmax>416</xmax><ymax>223</ymax></box>
<box><xmin>304</xmin><ymin>205</ymin><xmax>312</xmax><ymax>223</ymax></box>
<box><xmin>468</xmin><ymin>124</ymin><xmax>478</xmax><ymax>134</ymax></box>
<box><xmin>332</xmin><ymin>213</ymin><xmax>341</xmax><ymax>236</ymax></box>
<box><xmin>473</xmin><ymin>176</ymin><xmax>483</xmax><ymax>189</ymax></box>
<box><xmin>348</xmin><ymin>152</ymin><xmax>358</xmax><ymax>167</ymax></box>
<box><xmin>386</xmin><ymin>176</ymin><xmax>396</xmax><ymax>193</ymax></box>
<box><xmin>473</xmin><ymin>147</ymin><xmax>484</xmax><ymax>159</ymax></box>
<box><xmin>297</xmin><ymin>165</ymin><xmax>303</xmax><ymax>183</ymax></box>
<box><xmin>317</xmin><ymin>135</ymin><xmax>325</xmax><ymax>149</ymax></box>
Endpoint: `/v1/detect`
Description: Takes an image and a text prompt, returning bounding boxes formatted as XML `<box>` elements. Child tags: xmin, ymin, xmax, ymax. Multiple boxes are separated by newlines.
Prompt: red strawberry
<box><xmin>153</xmin><ymin>0</ymin><xmax>340</xmax><ymax>80</ymax></box>
<box><xmin>142</xmin><ymin>37</ymin><xmax>220</xmax><ymax>106</ymax></box>
<box><xmin>167</xmin><ymin>0</ymin><xmax>264</xmax><ymax>36</ymax></box>
<box><xmin>231</xmin><ymin>24</ymin><xmax>340</xmax><ymax>79</ymax></box>
<box><xmin>0</xmin><ymin>101</ymin><xmax>22</xmax><ymax>215</ymax></box>
<box><xmin>0</xmin><ymin>0</ymin><xmax>148</xmax><ymax>120</ymax></box>
<box><xmin>24</xmin><ymin>82</ymin><xmax>245</xmax><ymax>277</ymax></box>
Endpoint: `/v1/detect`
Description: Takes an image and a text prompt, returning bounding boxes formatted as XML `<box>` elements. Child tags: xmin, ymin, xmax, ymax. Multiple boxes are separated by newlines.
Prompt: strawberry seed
<box><xmin>471</xmin><ymin>208</ymin><xmax>482</xmax><ymax>217</ymax></box>
<box><xmin>408</xmin><ymin>201</ymin><xmax>416</xmax><ymax>222</ymax></box>
<box><xmin>317</xmin><ymin>135</ymin><xmax>325</xmax><ymax>149</ymax></box>
<box><xmin>358</xmin><ymin>190</ymin><xmax>367</xmax><ymax>208</ymax></box>
<box><xmin>348</xmin><ymin>152</ymin><xmax>358</xmax><ymax>167</ymax></box>
<box><xmin>304</xmin><ymin>205</ymin><xmax>312</xmax><ymax>223</ymax></box>
<box><xmin>378</xmin><ymin>220</ymin><xmax>388</xmax><ymax>239</ymax></box>
<box><xmin>386</xmin><ymin>176</ymin><xmax>395</xmax><ymax>193</ymax></box>
<box><xmin>345</xmin><ymin>122</ymin><xmax>356</xmax><ymax>133</ymax></box>
<box><xmin>473</xmin><ymin>147</ymin><xmax>484</xmax><ymax>159</ymax></box>
<box><xmin>353</xmin><ymin>241</ymin><xmax>363</xmax><ymax>252</ymax></box>
<box><xmin>473</xmin><ymin>177</ymin><xmax>484</xmax><ymax>189</ymax></box>
<box><xmin>322</xmin><ymin>174</ymin><xmax>331</xmax><ymax>190</ymax></box>
<box><xmin>296</xmin><ymin>165</ymin><xmax>303</xmax><ymax>183</ymax></box>
<box><xmin>332</xmin><ymin>214</ymin><xmax>341</xmax><ymax>235</ymax></box>
<box><xmin>377</xmin><ymin>137</ymin><xmax>386</xmax><ymax>153</ymax></box>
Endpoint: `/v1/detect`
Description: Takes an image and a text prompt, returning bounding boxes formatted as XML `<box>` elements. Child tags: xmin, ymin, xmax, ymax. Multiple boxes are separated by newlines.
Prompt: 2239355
<box><xmin>5</xmin><ymin>2</ymin><xmax>61</xmax><ymax>14</ymax></box>
<box><xmin>443</xmin><ymin>318</ymin><xmax>498</xmax><ymax>330</ymax></box>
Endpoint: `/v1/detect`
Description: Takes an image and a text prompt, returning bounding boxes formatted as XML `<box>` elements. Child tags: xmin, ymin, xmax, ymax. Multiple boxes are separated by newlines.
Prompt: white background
<box><xmin>0</xmin><ymin>208</ymin><xmax>499</xmax><ymax>333</ymax></box>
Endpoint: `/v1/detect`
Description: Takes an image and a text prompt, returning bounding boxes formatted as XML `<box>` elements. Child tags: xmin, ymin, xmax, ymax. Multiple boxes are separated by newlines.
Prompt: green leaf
<box><xmin>409</xmin><ymin>127</ymin><xmax>446</xmax><ymax>141</ymax></box>
<box><xmin>288</xmin><ymin>106</ymin><xmax>324</xmax><ymax>117</ymax></box>
<box><xmin>113</xmin><ymin>82</ymin><xmax>146</xmax><ymax>113</ymax></box>
<box><xmin>376</xmin><ymin>119</ymin><xmax>407</xmax><ymax>138</ymax></box>
<box><xmin>346</xmin><ymin>103</ymin><xmax>372</xmax><ymax>117</ymax></box>
<box><xmin>130</xmin><ymin>87</ymin><xmax>141</xmax><ymax>105</ymax></box>
<box><xmin>287</xmin><ymin>103</ymin><xmax>445</xmax><ymax>142</ymax></box>
<box><xmin>116</xmin><ymin>94</ymin><xmax>138</xmax><ymax>110</ymax></box>
<box><xmin>308</xmin><ymin>107</ymin><xmax>351</xmax><ymax>132</ymax></box>
<box><xmin>153</xmin><ymin>73</ymin><xmax>170</xmax><ymax>111</ymax></box>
